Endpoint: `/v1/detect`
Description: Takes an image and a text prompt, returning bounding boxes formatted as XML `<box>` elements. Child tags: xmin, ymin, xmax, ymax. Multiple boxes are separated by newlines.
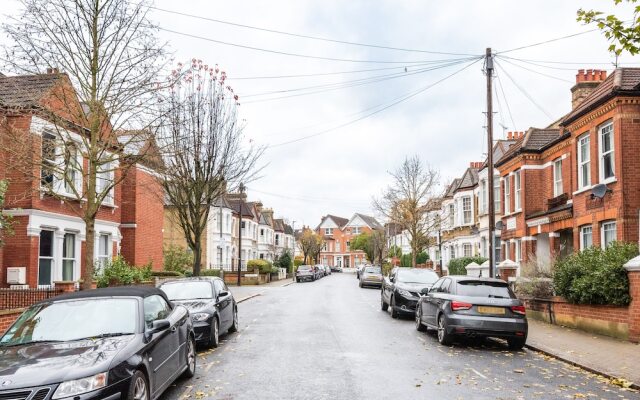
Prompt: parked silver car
<box><xmin>415</xmin><ymin>276</ymin><xmax>528</xmax><ymax>349</ymax></box>
<box><xmin>296</xmin><ymin>265</ymin><xmax>315</xmax><ymax>282</ymax></box>
<box><xmin>359</xmin><ymin>266</ymin><xmax>383</xmax><ymax>288</ymax></box>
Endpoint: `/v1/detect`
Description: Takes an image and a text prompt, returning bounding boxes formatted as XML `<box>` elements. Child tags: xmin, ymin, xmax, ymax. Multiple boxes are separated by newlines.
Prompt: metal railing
<box><xmin>0</xmin><ymin>287</ymin><xmax>64</xmax><ymax>310</ymax></box>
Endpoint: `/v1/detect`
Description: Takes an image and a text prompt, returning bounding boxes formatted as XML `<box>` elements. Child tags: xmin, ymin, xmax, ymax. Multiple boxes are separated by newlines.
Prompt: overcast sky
<box><xmin>2</xmin><ymin>0</ymin><xmax>637</xmax><ymax>229</ymax></box>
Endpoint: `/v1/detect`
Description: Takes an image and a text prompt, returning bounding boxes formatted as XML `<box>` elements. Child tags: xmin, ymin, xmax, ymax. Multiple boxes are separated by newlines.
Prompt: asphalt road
<box><xmin>161</xmin><ymin>273</ymin><xmax>639</xmax><ymax>400</ymax></box>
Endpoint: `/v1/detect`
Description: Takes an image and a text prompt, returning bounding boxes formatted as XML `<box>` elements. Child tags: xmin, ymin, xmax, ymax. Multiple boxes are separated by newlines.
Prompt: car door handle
<box><xmin>170</xmin><ymin>326</ymin><xmax>177</xmax><ymax>332</ymax></box>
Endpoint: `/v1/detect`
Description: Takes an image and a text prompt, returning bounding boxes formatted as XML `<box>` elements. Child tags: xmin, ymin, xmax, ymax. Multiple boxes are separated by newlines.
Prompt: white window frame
<box><xmin>601</xmin><ymin>221</ymin><xmax>617</xmax><ymax>249</ymax></box>
<box><xmin>504</xmin><ymin>176</ymin><xmax>511</xmax><ymax>214</ymax></box>
<box><xmin>462</xmin><ymin>196</ymin><xmax>472</xmax><ymax>225</ymax></box>
<box><xmin>96</xmin><ymin>160</ymin><xmax>115</xmax><ymax>205</ymax></box>
<box><xmin>503</xmin><ymin>240</ymin><xmax>510</xmax><ymax>261</ymax></box>
<box><xmin>598</xmin><ymin>121</ymin><xmax>615</xmax><ymax>182</ymax></box>
<box><xmin>514</xmin><ymin>170</ymin><xmax>521</xmax><ymax>211</ymax></box>
<box><xmin>62</xmin><ymin>232</ymin><xmax>76</xmax><ymax>281</ymax></box>
<box><xmin>515</xmin><ymin>239</ymin><xmax>522</xmax><ymax>262</ymax></box>
<box><xmin>38</xmin><ymin>229</ymin><xmax>55</xmax><ymax>287</ymax></box>
<box><xmin>463</xmin><ymin>243</ymin><xmax>472</xmax><ymax>257</ymax></box>
<box><xmin>448</xmin><ymin>204</ymin><xmax>455</xmax><ymax>228</ymax></box>
<box><xmin>480</xmin><ymin>180</ymin><xmax>487</xmax><ymax>215</ymax></box>
<box><xmin>97</xmin><ymin>233</ymin><xmax>112</xmax><ymax>269</ymax></box>
<box><xmin>580</xmin><ymin>225</ymin><xmax>593</xmax><ymax>251</ymax></box>
<box><xmin>324</xmin><ymin>228</ymin><xmax>332</xmax><ymax>235</ymax></box>
<box><xmin>578</xmin><ymin>133</ymin><xmax>591</xmax><ymax>189</ymax></box>
<box><xmin>553</xmin><ymin>159</ymin><xmax>563</xmax><ymax>197</ymax></box>
<box><xmin>493</xmin><ymin>176</ymin><xmax>501</xmax><ymax>213</ymax></box>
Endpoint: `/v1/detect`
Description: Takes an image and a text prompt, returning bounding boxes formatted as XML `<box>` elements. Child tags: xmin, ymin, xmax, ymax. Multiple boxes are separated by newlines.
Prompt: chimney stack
<box><xmin>572</xmin><ymin>69</ymin><xmax>607</xmax><ymax>109</ymax></box>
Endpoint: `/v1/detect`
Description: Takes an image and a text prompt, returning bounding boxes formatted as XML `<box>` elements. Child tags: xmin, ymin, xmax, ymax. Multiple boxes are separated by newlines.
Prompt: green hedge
<box><xmin>95</xmin><ymin>256</ymin><xmax>152</xmax><ymax>288</ymax></box>
<box><xmin>554</xmin><ymin>242</ymin><xmax>638</xmax><ymax>305</ymax></box>
<box><xmin>247</xmin><ymin>259</ymin><xmax>273</xmax><ymax>273</ymax></box>
<box><xmin>447</xmin><ymin>257</ymin><xmax>487</xmax><ymax>276</ymax></box>
<box><xmin>200</xmin><ymin>269</ymin><xmax>222</xmax><ymax>277</ymax></box>
<box><xmin>399</xmin><ymin>252</ymin><xmax>429</xmax><ymax>267</ymax></box>
<box><xmin>151</xmin><ymin>270</ymin><xmax>183</xmax><ymax>277</ymax></box>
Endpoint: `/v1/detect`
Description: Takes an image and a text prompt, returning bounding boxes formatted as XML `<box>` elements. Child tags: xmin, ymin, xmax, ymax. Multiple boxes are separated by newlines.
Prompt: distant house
<box><xmin>316</xmin><ymin>213</ymin><xmax>383</xmax><ymax>267</ymax></box>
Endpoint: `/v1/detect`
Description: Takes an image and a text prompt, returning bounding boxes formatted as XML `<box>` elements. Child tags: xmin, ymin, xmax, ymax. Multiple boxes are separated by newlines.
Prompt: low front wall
<box><xmin>523</xmin><ymin>297</ymin><xmax>630</xmax><ymax>340</ymax></box>
<box><xmin>0</xmin><ymin>308</ymin><xmax>25</xmax><ymax>334</ymax></box>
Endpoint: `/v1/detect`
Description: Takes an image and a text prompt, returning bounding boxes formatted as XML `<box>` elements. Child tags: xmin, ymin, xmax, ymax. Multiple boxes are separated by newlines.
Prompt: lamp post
<box><xmin>291</xmin><ymin>220</ymin><xmax>296</xmax><ymax>281</ymax></box>
<box><xmin>237</xmin><ymin>183</ymin><xmax>245</xmax><ymax>287</ymax></box>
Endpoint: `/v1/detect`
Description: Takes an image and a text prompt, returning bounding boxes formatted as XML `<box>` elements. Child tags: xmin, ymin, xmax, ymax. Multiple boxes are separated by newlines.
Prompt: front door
<box><xmin>337</xmin><ymin>257</ymin><xmax>342</xmax><ymax>268</ymax></box>
<box><xmin>344</xmin><ymin>257</ymin><xmax>350</xmax><ymax>268</ymax></box>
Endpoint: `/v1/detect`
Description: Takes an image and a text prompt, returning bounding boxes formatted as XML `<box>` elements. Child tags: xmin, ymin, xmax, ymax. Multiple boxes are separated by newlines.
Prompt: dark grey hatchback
<box><xmin>415</xmin><ymin>276</ymin><xmax>528</xmax><ymax>349</ymax></box>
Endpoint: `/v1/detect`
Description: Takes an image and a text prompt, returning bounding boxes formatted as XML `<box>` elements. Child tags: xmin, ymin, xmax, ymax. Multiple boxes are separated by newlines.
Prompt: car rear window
<box><xmin>298</xmin><ymin>266</ymin><xmax>312</xmax><ymax>270</ymax></box>
<box><xmin>456</xmin><ymin>281</ymin><xmax>514</xmax><ymax>298</ymax></box>
<box><xmin>364</xmin><ymin>267</ymin><xmax>381</xmax><ymax>274</ymax></box>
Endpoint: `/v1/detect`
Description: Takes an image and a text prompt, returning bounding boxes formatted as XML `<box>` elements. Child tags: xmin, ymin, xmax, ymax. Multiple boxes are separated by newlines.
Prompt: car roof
<box><xmin>41</xmin><ymin>286</ymin><xmax>169</xmax><ymax>304</ymax></box>
<box><xmin>159</xmin><ymin>277</ymin><xmax>220</xmax><ymax>284</ymax></box>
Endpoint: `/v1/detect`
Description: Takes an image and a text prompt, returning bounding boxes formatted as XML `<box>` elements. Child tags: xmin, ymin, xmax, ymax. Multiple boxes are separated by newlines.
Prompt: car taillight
<box><xmin>511</xmin><ymin>305</ymin><xmax>526</xmax><ymax>315</ymax></box>
<box><xmin>451</xmin><ymin>301</ymin><xmax>472</xmax><ymax>311</ymax></box>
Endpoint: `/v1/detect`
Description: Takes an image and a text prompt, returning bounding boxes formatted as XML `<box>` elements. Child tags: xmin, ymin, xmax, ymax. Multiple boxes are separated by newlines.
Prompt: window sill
<box><xmin>573</xmin><ymin>185</ymin><xmax>593</xmax><ymax>196</ymax></box>
<box><xmin>600</xmin><ymin>177</ymin><xmax>617</xmax><ymax>185</ymax></box>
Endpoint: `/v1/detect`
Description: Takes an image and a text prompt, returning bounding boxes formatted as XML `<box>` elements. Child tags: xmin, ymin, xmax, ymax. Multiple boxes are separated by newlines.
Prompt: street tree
<box><xmin>578</xmin><ymin>0</ymin><xmax>640</xmax><ymax>56</ymax></box>
<box><xmin>1</xmin><ymin>0</ymin><xmax>167</xmax><ymax>289</ymax></box>
<box><xmin>298</xmin><ymin>229</ymin><xmax>325</xmax><ymax>264</ymax></box>
<box><xmin>352</xmin><ymin>230</ymin><xmax>387</xmax><ymax>264</ymax></box>
<box><xmin>160</xmin><ymin>61</ymin><xmax>262</xmax><ymax>276</ymax></box>
<box><xmin>374</xmin><ymin>156</ymin><xmax>439</xmax><ymax>268</ymax></box>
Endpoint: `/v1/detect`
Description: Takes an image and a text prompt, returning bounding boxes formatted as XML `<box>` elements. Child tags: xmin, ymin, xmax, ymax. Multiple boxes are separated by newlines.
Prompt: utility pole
<box><xmin>291</xmin><ymin>220</ymin><xmax>296</xmax><ymax>281</ymax></box>
<box><xmin>237</xmin><ymin>183</ymin><xmax>245</xmax><ymax>287</ymax></box>
<box><xmin>485</xmin><ymin>47</ymin><xmax>495</xmax><ymax>278</ymax></box>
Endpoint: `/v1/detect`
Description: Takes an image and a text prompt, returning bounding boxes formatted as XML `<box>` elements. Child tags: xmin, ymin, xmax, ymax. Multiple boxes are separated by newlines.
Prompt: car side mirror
<box><xmin>420</xmin><ymin>288</ymin><xmax>430</xmax><ymax>295</ymax></box>
<box><xmin>389</xmin><ymin>276</ymin><xmax>395</xmax><ymax>283</ymax></box>
<box><xmin>146</xmin><ymin>319</ymin><xmax>170</xmax><ymax>339</ymax></box>
<box><xmin>218</xmin><ymin>290</ymin><xmax>229</xmax><ymax>298</ymax></box>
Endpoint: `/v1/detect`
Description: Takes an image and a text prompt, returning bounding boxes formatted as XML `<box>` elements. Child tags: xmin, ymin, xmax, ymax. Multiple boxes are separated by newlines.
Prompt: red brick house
<box><xmin>316</xmin><ymin>213</ymin><xmax>383</xmax><ymax>268</ymax></box>
<box><xmin>0</xmin><ymin>71</ymin><xmax>164</xmax><ymax>288</ymax></box>
<box><xmin>495</xmin><ymin>68</ymin><xmax>640</xmax><ymax>272</ymax></box>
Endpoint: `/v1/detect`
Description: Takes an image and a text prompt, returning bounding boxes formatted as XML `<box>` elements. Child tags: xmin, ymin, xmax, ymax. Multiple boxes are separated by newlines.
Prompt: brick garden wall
<box><xmin>0</xmin><ymin>308</ymin><xmax>25</xmax><ymax>334</ymax></box>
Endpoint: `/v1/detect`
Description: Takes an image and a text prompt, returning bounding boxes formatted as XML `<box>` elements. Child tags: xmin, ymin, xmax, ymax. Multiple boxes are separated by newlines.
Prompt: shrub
<box><xmin>200</xmin><ymin>269</ymin><xmax>222</xmax><ymax>277</ymax></box>
<box><xmin>274</xmin><ymin>250</ymin><xmax>293</xmax><ymax>272</ymax></box>
<box><xmin>95</xmin><ymin>256</ymin><xmax>152</xmax><ymax>288</ymax></box>
<box><xmin>399</xmin><ymin>252</ymin><xmax>430</xmax><ymax>267</ymax></box>
<box><xmin>447</xmin><ymin>257</ymin><xmax>487</xmax><ymax>276</ymax></box>
<box><xmin>246</xmin><ymin>259</ymin><xmax>273</xmax><ymax>273</ymax></box>
<box><xmin>554</xmin><ymin>242</ymin><xmax>638</xmax><ymax>305</ymax></box>
<box><xmin>150</xmin><ymin>270</ymin><xmax>183</xmax><ymax>277</ymax></box>
<box><xmin>514</xmin><ymin>278</ymin><xmax>554</xmax><ymax>298</ymax></box>
<box><xmin>416</xmin><ymin>251</ymin><xmax>429</xmax><ymax>264</ymax></box>
<box><xmin>163</xmin><ymin>245</ymin><xmax>193</xmax><ymax>275</ymax></box>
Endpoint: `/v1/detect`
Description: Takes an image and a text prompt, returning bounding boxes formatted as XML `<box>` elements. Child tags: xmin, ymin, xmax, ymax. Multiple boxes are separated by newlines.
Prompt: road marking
<box><xmin>417</xmin><ymin>336</ymin><xmax>425</xmax><ymax>343</ymax></box>
<box><xmin>469</xmin><ymin>368</ymin><xmax>488</xmax><ymax>379</ymax></box>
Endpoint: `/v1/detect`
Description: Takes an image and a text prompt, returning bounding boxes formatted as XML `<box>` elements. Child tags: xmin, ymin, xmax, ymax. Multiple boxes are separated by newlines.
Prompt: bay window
<box><xmin>462</xmin><ymin>196</ymin><xmax>472</xmax><ymax>224</ymax></box>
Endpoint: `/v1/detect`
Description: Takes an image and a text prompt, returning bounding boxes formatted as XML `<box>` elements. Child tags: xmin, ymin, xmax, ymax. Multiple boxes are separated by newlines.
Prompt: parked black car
<box><xmin>159</xmin><ymin>277</ymin><xmax>238</xmax><ymax>348</ymax></box>
<box><xmin>0</xmin><ymin>287</ymin><xmax>195</xmax><ymax>400</ymax></box>
<box><xmin>381</xmin><ymin>267</ymin><xmax>439</xmax><ymax>318</ymax></box>
<box><xmin>415</xmin><ymin>276</ymin><xmax>528</xmax><ymax>349</ymax></box>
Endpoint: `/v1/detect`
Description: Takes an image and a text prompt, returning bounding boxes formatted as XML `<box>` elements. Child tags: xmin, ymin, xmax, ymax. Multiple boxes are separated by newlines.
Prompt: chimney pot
<box><xmin>587</xmin><ymin>69</ymin><xmax>594</xmax><ymax>81</ymax></box>
<box><xmin>576</xmin><ymin>69</ymin><xmax>585</xmax><ymax>83</ymax></box>
<box><xmin>507</xmin><ymin>131</ymin><xmax>512</xmax><ymax>139</ymax></box>
<box><xmin>601</xmin><ymin>70</ymin><xmax>607</xmax><ymax>80</ymax></box>
<box><xmin>46</xmin><ymin>67</ymin><xmax>53</xmax><ymax>74</ymax></box>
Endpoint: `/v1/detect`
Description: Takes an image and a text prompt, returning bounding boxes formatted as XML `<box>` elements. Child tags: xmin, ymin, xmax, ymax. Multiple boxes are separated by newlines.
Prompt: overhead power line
<box><xmin>496</xmin><ymin>56</ymin><xmax>574</xmax><ymax>83</ymax></box>
<box><xmin>231</xmin><ymin>63</ymin><xmax>445</xmax><ymax>80</ymax></box>
<box><xmin>497</xmin><ymin>28</ymin><xmax>599</xmax><ymax>54</ymax></box>
<box><xmin>248</xmin><ymin>187</ymin><xmax>373</xmax><ymax>206</ymax></box>
<box><xmin>495</xmin><ymin>60</ymin><xmax>554</xmax><ymax>121</ymax></box>
<box><xmin>266</xmin><ymin>57</ymin><xmax>482</xmax><ymax>148</ymax></box>
<box><xmin>149</xmin><ymin>5</ymin><xmax>479</xmax><ymax>56</ymax></box>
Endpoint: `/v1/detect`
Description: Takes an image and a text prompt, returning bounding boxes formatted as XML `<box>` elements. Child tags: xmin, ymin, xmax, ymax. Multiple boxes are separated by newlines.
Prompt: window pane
<box><xmin>603</xmin><ymin>153</ymin><xmax>614</xmax><ymax>179</ymax></box>
<box><xmin>38</xmin><ymin>259</ymin><xmax>52</xmax><ymax>286</ymax></box>
<box><xmin>62</xmin><ymin>260</ymin><xmax>74</xmax><ymax>281</ymax></box>
<box><xmin>39</xmin><ymin>230</ymin><xmax>53</xmax><ymax>257</ymax></box>
<box><xmin>63</xmin><ymin>233</ymin><xmax>74</xmax><ymax>258</ymax></box>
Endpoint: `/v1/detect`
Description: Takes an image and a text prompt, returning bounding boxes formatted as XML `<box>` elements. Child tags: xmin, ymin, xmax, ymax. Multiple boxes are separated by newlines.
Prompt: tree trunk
<box><xmin>193</xmin><ymin>240</ymin><xmax>202</xmax><ymax>276</ymax></box>
<box><xmin>82</xmin><ymin>218</ymin><xmax>95</xmax><ymax>290</ymax></box>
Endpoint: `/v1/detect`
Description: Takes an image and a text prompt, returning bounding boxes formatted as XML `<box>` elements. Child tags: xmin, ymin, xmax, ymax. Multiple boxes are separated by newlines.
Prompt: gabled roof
<box><xmin>320</xmin><ymin>214</ymin><xmax>349</xmax><ymax>229</ymax></box>
<box><xmin>353</xmin><ymin>213</ymin><xmax>383</xmax><ymax>230</ymax></box>
<box><xmin>456</xmin><ymin>167</ymin><xmax>479</xmax><ymax>191</ymax></box>
<box><xmin>273</xmin><ymin>218</ymin><xmax>285</xmax><ymax>232</ymax></box>
<box><xmin>562</xmin><ymin>68</ymin><xmax>640</xmax><ymax>125</ymax></box>
<box><xmin>284</xmin><ymin>224</ymin><xmax>294</xmax><ymax>235</ymax></box>
<box><xmin>228</xmin><ymin>199</ymin><xmax>255</xmax><ymax>218</ymax></box>
<box><xmin>213</xmin><ymin>195</ymin><xmax>233</xmax><ymax>209</ymax></box>
<box><xmin>479</xmin><ymin>139</ymin><xmax>517</xmax><ymax>170</ymax></box>
<box><xmin>0</xmin><ymin>72</ymin><xmax>64</xmax><ymax>108</ymax></box>
<box><xmin>444</xmin><ymin>178</ymin><xmax>461</xmax><ymax>198</ymax></box>
<box><xmin>495</xmin><ymin>127</ymin><xmax>566</xmax><ymax>167</ymax></box>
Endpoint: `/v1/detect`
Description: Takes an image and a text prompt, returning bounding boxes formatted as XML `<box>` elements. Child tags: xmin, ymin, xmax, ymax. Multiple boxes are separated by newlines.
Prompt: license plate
<box><xmin>477</xmin><ymin>306</ymin><xmax>505</xmax><ymax>315</ymax></box>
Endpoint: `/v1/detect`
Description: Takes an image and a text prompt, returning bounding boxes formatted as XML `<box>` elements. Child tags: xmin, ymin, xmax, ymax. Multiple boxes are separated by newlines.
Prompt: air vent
<box><xmin>31</xmin><ymin>389</ymin><xmax>50</xmax><ymax>400</ymax></box>
<box><xmin>0</xmin><ymin>390</ymin><xmax>32</xmax><ymax>400</ymax></box>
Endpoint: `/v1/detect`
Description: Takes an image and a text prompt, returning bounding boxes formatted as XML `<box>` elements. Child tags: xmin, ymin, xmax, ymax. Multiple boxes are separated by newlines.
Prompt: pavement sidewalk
<box><xmin>526</xmin><ymin>318</ymin><xmax>640</xmax><ymax>388</ymax></box>
<box><xmin>228</xmin><ymin>277</ymin><xmax>294</xmax><ymax>302</ymax></box>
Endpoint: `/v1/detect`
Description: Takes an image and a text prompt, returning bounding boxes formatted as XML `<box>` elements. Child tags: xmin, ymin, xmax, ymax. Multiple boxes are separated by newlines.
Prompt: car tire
<box><xmin>228</xmin><ymin>307</ymin><xmax>239</xmax><ymax>333</ymax></box>
<box><xmin>507</xmin><ymin>337</ymin><xmax>526</xmax><ymax>350</ymax></box>
<box><xmin>415</xmin><ymin>308</ymin><xmax>427</xmax><ymax>332</ymax></box>
<box><xmin>359</xmin><ymin>281</ymin><xmax>363</xmax><ymax>288</ymax></box>
<box><xmin>381</xmin><ymin>295</ymin><xmax>388</xmax><ymax>311</ymax></box>
<box><xmin>207</xmin><ymin>317</ymin><xmax>220</xmax><ymax>349</ymax></box>
<box><xmin>390</xmin><ymin>296</ymin><xmax>399</xmax><ymax>319</ymax></box>
<box><xmin>437</xmin><ymin>315</ymin><xmax>452</xmax><ymax>346</ymax></box>
<box><xmin>182</xmin><ymin>336</ymin><xmax>196</xmax><ymax>378</ymax></box>
<box><xmin>296</xmin><ymin>278</ymin><xmax>300</xmax><ymax>283</ymax></box>
<box><xmin>127</xmin><ymin>370</ymin><xmax>149</xmax><ymax>400</ymax></box>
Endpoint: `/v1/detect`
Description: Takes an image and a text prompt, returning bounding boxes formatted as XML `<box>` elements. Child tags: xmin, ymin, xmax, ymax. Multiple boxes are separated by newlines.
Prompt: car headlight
<box><xmin>397</xmin><ymin>289</ymin><xmax>413</xmax><ymax>298</ymax></box>
<box><xmin>191</xmin><ymin>312</ymin><xmax>210</xmax><ymax>322</ymax></box>
<box><xmin>53</xmin><ymin>372</ymin><xmax>107</xmax><ymax>399</ymax></box>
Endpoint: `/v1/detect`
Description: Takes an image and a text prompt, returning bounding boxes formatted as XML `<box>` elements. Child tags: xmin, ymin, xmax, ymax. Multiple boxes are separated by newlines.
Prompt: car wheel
<box><xmin>207</xmin><ymin>317</ymin><xmax>219</xmax><ymax>348</ymax></box>
<box><xmin>228</xmin><ymin>307</ymin><xmax>239</xmax><ymax>333</ymax></box>
<box><xmin>416</xmin><ymin>308</ymin><xmax>427</xmax><ymax>332</ymax></box>
<box><xmin>437</xmin><ymin>315</ymin><xmax>452</xmax><ymax>346</ymax></box>
<box><xmin>181</xmin><ymin>336</ymin><xmax>196</xmax><ymax>378</ymax></box>
<box><xmin>381</xmin><ymin>294</ymin><xmax>388</xmax><ymax>311</ymax></box>
<box><xmin>507</xmin><ymin>337</ymin><xmax>526</xmax><ymax>350</ymax></box>
<box><xmin>128</xmin><ymin>370</ymin><xmax>149</xmax><ymax>400</ymax></box>
<box><xmin>296</xmin><ymin>278</ymin><xmax>300</xmax><ymax>283</ymax></box>
<box><xmin>390</xmin><ymin>296</ymin><xmax>399</xmax><ymax>319</ymax></box>
<box><xmin>359</xmin><ymin>281</ymin><xmax>363</xmax><ymax>288</ymax></box>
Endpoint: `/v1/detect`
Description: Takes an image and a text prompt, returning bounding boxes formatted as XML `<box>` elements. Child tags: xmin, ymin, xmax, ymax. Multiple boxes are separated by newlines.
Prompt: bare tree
<box><xmin>374</xmin><ymin>156</ymin><xmax>440</xmax><ymax>267</ymax></box>
<box><xmin>160</xmin><ymin>61</ymin><xmax>262</xmax><ymax>276</ymax></box>
<box><xmin>1</xmin><ymin>0</ymin><xmax>167</xmax><ymax>288</ymax></box>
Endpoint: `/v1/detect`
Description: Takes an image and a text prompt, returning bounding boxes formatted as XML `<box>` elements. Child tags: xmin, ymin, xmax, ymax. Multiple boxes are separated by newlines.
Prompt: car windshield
<box><xmin>0</xmin><ymin>298</ymin><xmax>137</xmax><ymax>346</ymax></box>
<box><xmin>456</xmin><ymin>281</ymin><xmax>515</xmax><ymax>298</ymax></box>
<box><xmin>364</xmin><ymin>267</ymin><xmax>381</xmax><ymax>274</ymax></box>
<box><xmin>397</xmin><ymin>269</ymin><xmax>439</xmax><ymax>284</ymax></box>
<box><xmin>298</xmin><ymin>266</ymin><xmax>312</xmax><ymax>271</ymax></box>
<box><xmin>161</xmin><ymin>281</ymin><xmax>213</xmax><ymax>300</ymax></box>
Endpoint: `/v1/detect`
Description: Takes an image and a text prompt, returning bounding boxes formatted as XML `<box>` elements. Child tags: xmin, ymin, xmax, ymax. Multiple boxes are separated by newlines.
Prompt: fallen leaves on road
<box><xmin>610</xmin><ymin>377</ymin><xmax>633</xmax><ymax>388</ymax></box>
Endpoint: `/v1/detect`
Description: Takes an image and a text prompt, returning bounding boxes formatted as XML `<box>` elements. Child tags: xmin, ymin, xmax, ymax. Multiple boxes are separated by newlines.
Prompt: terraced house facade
<box><xmin>316</xmin><ymin>213</ymin><xmax>383</xmax><ymax>268</ymax></box>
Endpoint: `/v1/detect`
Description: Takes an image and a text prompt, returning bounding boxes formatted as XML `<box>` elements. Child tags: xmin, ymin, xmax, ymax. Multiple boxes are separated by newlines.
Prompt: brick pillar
<box><xmin>549</xmin><ymin>233</ymin><xmax>559</xmax><ymax>260</ymax></box>
<box><xmin>54</xmin><ymin>281</ymin><xmax>76</xmax><ymax>293</ymax></box>
<box><xmin>625</xmin><ymin>256</ymin><xmax>640</xmax><ymax>343</ymax></box>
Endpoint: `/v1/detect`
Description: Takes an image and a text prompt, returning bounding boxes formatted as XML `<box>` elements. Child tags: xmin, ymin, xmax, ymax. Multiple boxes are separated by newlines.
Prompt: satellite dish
<box><xmin>495</xmin><ymin>221</ymin><xmax>504</xmax><ymax>230</ymax></box>
<box><xmin>591</xmin><ymin>183</ymin><xmax>608</xmax><ymax>199</ymax></box>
